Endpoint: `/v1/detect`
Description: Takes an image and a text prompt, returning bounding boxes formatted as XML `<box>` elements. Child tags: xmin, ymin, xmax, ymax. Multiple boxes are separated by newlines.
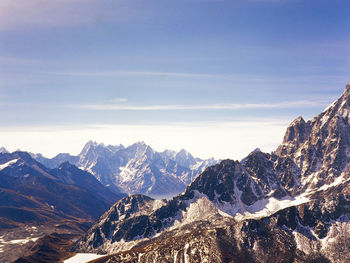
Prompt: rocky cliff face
<box><xmin>276</xmin><ymin>82</ymin><xmax>350</xmax><ymax>191</ymax></box>
<box><xmin>75</xmin><ymin>83</ymin><xmax>350</xmax><ymax>262</ymax></box>
<box><xmin>75</xmin><ymin>154</ymin><xmax>309</xmax><ymax>256</ymax></box>
<box><xmin>79</xmin><ymin>185</ymin><xmax>350</xmax><ymax>263</ymax></box>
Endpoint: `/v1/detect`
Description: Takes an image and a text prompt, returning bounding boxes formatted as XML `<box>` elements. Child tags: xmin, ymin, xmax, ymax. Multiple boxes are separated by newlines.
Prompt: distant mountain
<box><xmin>0</xmin><ymin>151</ymin><xmax>125</xmax><ymax>230</ymax></box>
<box><xmin>0</xmin><ymin>147</ymin><xmax>8</xmax><ymax>153</ymax></box>
<box><xmin>32</xmin><ymin>152</ymin><xmax>79</xmax><ymax>171</ymax></box>
<box><xmin>75</xmin><ymin>82</ymin><xmax>350</xmax><ymax>262</ymax></box>
<box><xmin>31</xmin><ymin>141</ymin><xmax>217</xmax><ymax>198</ymax></box>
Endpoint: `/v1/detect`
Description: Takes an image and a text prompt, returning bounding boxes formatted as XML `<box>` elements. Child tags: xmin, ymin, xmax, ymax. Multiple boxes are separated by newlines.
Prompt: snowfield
<box><xmin>64</xmin><ymin>253</ymin><xmax>105</xmax><ymax>263</ymax></box>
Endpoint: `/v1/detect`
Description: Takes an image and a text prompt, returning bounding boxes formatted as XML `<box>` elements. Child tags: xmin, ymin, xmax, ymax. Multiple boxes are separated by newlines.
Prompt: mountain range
<box><xmin>0</xmin><ymin>151</ymin><xmax>125</xmax><ymax>229</ymax></box>
<box><xmin>0</xmin><ymin>151</ymin><xmax>128</xmax><ymax>262</ymax></box>
<box><xmin>73</xmin><ymin>82</ymin><xmax>350</xmax><ymax>262</ymax></box>
<box><xmin>3</xmin><ymin>83</ymin><xmax>350</xmax><ymax>262</ymax></box>
<box><xmin>30</xmin><ymin>142</ymin><xmax>217</xmax><ymax>198</ymax></box>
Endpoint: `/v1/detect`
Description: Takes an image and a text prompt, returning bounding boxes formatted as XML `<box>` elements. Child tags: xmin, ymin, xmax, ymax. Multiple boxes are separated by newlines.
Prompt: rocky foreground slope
<box><xmin>75</xmin><ymin>82</ymin><xmax>350</xmax><ymax>262</ymax></box>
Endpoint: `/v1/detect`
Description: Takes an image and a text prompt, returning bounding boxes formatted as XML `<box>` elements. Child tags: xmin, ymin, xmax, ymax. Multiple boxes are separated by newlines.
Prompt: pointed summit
<box><xmin>131</xmin><ymin>141</ymin><xmax>148</xmax><ymax>149</ymax></box>
<box><xmin>321</xmin><ymin>82</ymin><xmax>350</xmax><ymax>117</ymax></box>
<box><xmin>175</xmin><ymin>148</ymin><xmax>196</xmax><ymax>168</ymax></box>
<box><xmin>80</xmin><ymin>140</ymin><xmax>100</xmax><ymax>154</ymax></box>
<box><xmin>276</xmin><ymin>115</ymin><xmax>311</xmax><ymax>157</ymax></box>
<box><xmin>276</xmin><ymin>82</ymin><xmax>350</xmax><ymax>189</ymax></box>
<box><xmin>0</xmin><ymin>147</ymin><xmax>8</xmax><ymax>153</ymax></box>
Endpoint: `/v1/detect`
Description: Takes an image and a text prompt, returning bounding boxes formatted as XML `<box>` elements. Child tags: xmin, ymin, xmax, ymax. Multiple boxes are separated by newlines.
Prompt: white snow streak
<box><xmin>234</xmin><ymin>195</ymin><xmax>310</xmax><ymax>221</ymax></box>
<box><xmin>0</xmin><ymin>158</ymin><xmax>18</xmax><ymax>170</ymax></box>
<box><xmin>64</xmin><ymin>253</ymin><xmax>105</xmax><ymax>263</ymax></box>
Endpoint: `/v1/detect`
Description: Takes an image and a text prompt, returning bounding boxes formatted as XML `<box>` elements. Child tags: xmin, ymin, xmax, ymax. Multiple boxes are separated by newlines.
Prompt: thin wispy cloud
<box><xmin>48</xmin><ymin>70</ymin><xmax>222</xmax><ymax>79</ymax></box>
<box><xmin>70</xmin><ymin>100</ymin><xmax>327</xmax><ymax>111</ymax></box>
<box><xmin>45</xmin><ymin>69</ymin><xmax>350</xmax><ymax>83</ymax></box>
<box><xmin>0</xmin><ymin>56</ymin><xmax>41</xmax><ymax>66</ymax></box>
<box><xmin>109</xmin><ymin>98</ymin><xmax>128</xmax><ymax>103</ymax></box>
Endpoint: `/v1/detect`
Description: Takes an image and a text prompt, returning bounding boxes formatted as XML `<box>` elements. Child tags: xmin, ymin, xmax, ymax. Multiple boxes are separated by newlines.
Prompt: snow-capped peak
<box><xmin>175</xmin><ymin>149</ymin><xmax>196</xmax><ymax>168</ymax></box>
<box><xmin>31</xmin><ymin>140</ymin><xmax>217</xmax><ymax>197</ymax></box>
<box><xmin>0</xmin><ymin>147</ymin><xmax>8</xmax><ymax>154</ymax></box>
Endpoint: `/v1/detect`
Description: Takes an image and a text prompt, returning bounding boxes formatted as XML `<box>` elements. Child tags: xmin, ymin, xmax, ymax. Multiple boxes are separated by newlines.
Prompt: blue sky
<box><xmin>0</xmin><ymin>0</ymin><xmax>349</xmax><ymax>159</ymax></box>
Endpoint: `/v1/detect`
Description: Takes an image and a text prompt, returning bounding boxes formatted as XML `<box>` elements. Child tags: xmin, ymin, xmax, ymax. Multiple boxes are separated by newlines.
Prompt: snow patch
<box><xmin>320</xmin><ymin>219</ymin><xmax>350</xmax><ymax>251</ymax></box>
<box><xmin>0</xmin><ymin>236</ymin><xmax>39</xmax><ymax>245</ymax></box>
<box><xmin>0</xmin><ymin>159</ymin><xmax>18</xmax><ymax>171</ymax></box>
<box><xmin>319</xmin><ymin>175</ymin><xmax>348</xmax><ymax>191</ymax></box>
<box><xmin>184</xmin><ymin>243</ymin><xmax>190</xmax><ymax>263</ymax></box>
<box><xmin>181</xmin><ymin>196</ymin><xmax>223</xmax><ymax>225</ymax></box>
<box><xmin>234</xmin><ymin>195</ymin><xmax>310</xmax><ymax>221</ymax></box>
<box><xmin>64</xmin><ymin>253</ymin><xmax>105</xmax><ymax>263</ymax></box>
<box><xmin>292</xmin><ymin>227</ymin><xmax>318</xmax><ymax>255</ymax></box>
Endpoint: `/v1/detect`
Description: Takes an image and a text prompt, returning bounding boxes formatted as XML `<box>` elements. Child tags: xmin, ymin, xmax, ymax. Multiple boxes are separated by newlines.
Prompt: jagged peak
<box><xmin>252</xmin><ymin>147</ymin><xmax>261</xmax><ymax>153</ymax></box>
<box><xmin>247</xmin><ymin>148</ymin><xmax>269</xmax><ymax>159</ymax></box>
<box><xmin>178</xmin><ymin>148</ymin><xmax>188</xmax><ymax>154</ymax></box>
<box><xmin>176</xmin><ymin>148</ymin><xmax>193</xmax><ymax>158</ymax></box>
<box><xmin>80</xmin><ymin>140</ymin><xmax>97</xmax><ymax>152</ymax></box>
<box><xmin>129</xmin><ymin>141</ymin><xmax>154</xmax><ymax>154</ymax></box>
<box><xmin>240</xmin><ymin>148</ymin><xmax>262</xmax><ymax>164</ymax></box>
<box><xmin>320</xmin><ymin>83</ymin><xmax>350</xmax><ymax>114</ymax></box>
<box><xmin>79</xmin><ymin>140</ymin><xmax>107</xmax><ymax>156</ymax></box>
<box><xmin>334</xmin><ymin>82</ymin><xmax>350</xmax><ymax>106</ymax></box>
<box><xmin>85</xmin><ymin>140</ymin><xmax>104</xmax><ymax>148</ymax></box>
<box><xmin>85</xmin><ymin>140</ymin><xmax>98</xmax><ymax>146</ymax></box>
<box><xmin>118</xmin><ymin>194</ymin><xmax>154</xmax><ymax>204</ymax></box>
<box><xmin>344</xmin><ymin>81</ymin><xmax>350</xmax><ymax>94</ymax></box>
<box><xmin>131</xmin><ymin>141</ymin><xmax>148</xmax><ymax>148</ymax></box>
<box><xmin>203</xmin><ymin>159</ymin><xmax>236</xmax><ymax>174</ymax></box>
<box><xmin>161</xmin><ymin>149</ymin><xmax>177</xmax><ymax>159</ymax></box>
<box><xmin>134</xmin><ymin>141</ymin><xmax>146</xmax><ymax>145</ymax></box>
<box><xmin>290</xmin><ymin>116</ymin><xmax>305</xmax><ymax>126</ymax></box>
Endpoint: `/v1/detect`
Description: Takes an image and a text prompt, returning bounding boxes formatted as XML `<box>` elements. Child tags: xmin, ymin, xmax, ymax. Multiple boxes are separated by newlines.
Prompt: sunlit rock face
<box><xmin>76</xmin><ymin>83</ymin><xmax>350</xmax><ymax>262</ymax></box>
<box><xmin>276</xmin><ymin>82</ymin><xmax>350</xmax><ymax>191</ymax></box>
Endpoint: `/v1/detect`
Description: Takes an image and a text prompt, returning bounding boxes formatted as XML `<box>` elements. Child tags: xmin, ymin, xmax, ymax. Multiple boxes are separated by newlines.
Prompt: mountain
<box><xmin>0</xmin><ymin>151</ymin><xmax>127</xmax><ymax>263</ymax></box>
<box><xmin>74</xmin><ymin>158</ymin><xmax>306</xmax><ymax>256</ymax></box>
<box><xmin>32</xmin><ymin>152</ymin><xmax>79</xmax><ymax>171</ymax></box>
<box><xmin>31</xmin><ymin>141</ymin><xmax>217</xmax><ymax>198</ymax></box>
<box><xmin>275</xmin><ymin>82</ymin><xmax>350</xmax><ymax>191</ymax></box>
<box><xmin>74</xmin><ymin>82</ymin><xmax>350</xmax><ymax>262</ymax></box>
<box><xmin>0</xmin><ymin>151</ymin><xmax>125</xmax><ymax>229</ymax></box>
<box><xmin>0</xmin><ymin>147</ymin><xmax>8</xmax><ymax>154</ymax></box>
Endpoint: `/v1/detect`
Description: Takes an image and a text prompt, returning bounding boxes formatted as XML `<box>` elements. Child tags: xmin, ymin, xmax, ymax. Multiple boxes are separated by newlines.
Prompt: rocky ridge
<box><xmin>75</xmin><ymin>82</ymin><xmax>350</xmax><ymax>262</ymax></box>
